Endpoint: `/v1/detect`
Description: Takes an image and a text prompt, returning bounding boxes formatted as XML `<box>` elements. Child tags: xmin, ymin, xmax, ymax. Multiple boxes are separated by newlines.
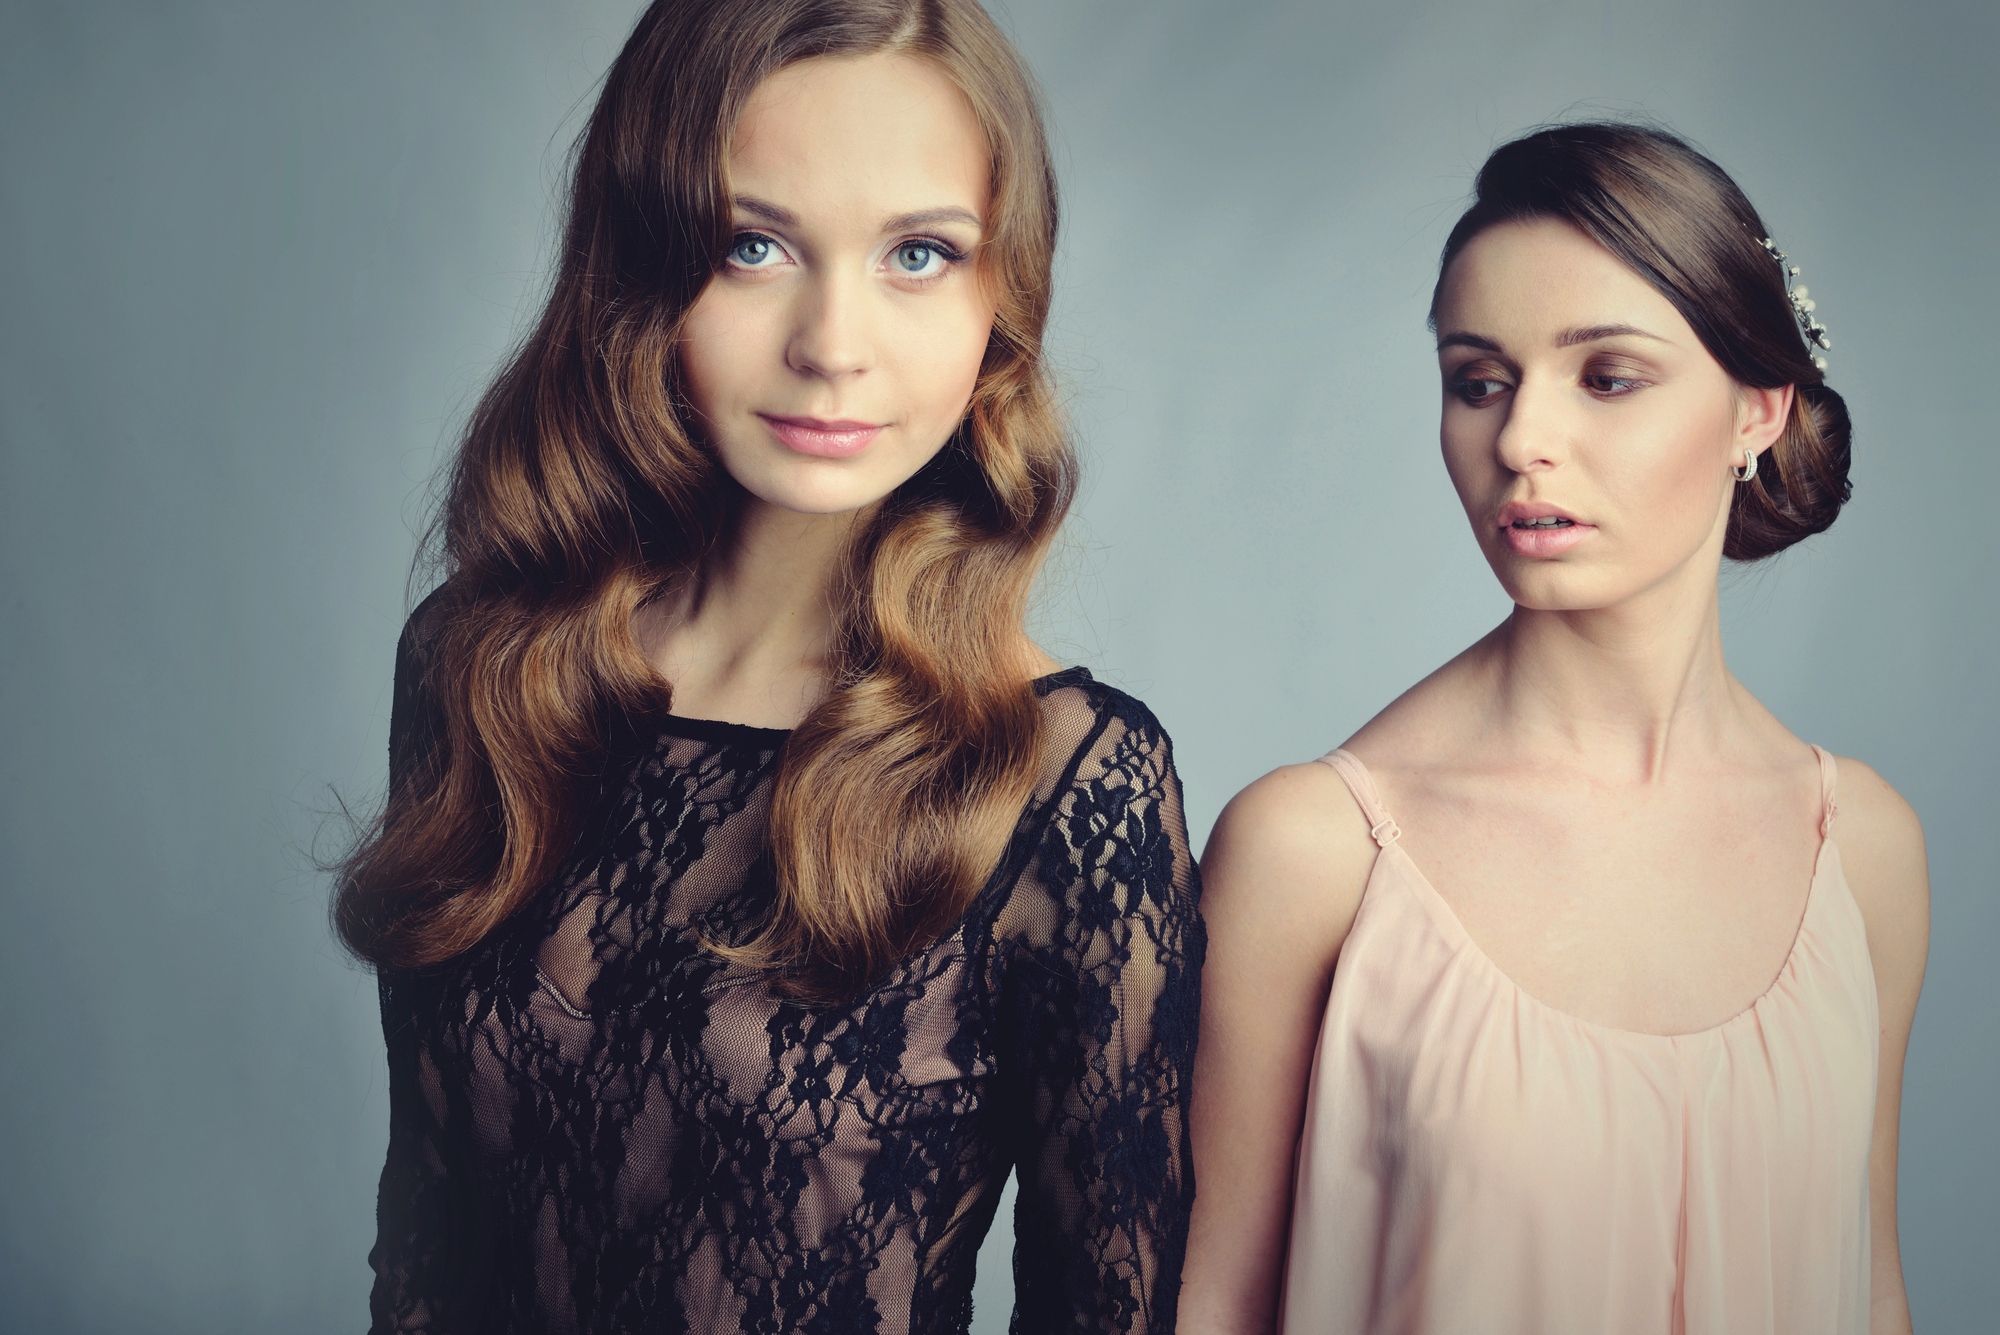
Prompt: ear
<box><xmin>1734</xmin><ymin>383</ymin><xmax>1794</xmax><ymax>467</ymax></box>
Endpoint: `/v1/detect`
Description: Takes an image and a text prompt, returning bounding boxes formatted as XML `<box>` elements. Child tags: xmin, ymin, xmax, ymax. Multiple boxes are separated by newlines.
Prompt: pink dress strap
<box><xmin>1315</xmin><ymin>748</ymin><xmax>1402</xmax><ymax>848</ymax></box>
<box><xmin>1811</xmin><ymin>745</ymin><xmax>1840</xmax><ymax>838</ymax></box>
<box><xmin>1282</xmin><ymin>739</ymin><xmax>1880</xmax><ymax>1335</ymax></box>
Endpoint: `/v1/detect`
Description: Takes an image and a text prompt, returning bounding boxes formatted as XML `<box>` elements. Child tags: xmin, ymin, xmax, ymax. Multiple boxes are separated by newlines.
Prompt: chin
<box><xmin>1491</xmin><ymin>560</ymin><xmax>1630</xmax><ymax>614</ymax></box>
<box><xmin>723</xmin><ymin>457</ymin><xmax>893</xmax><ymax>519</ymax></box>
<box><xmin>745</xmin><ymin>481</ymin><xmax>882</xmax><ymax>518</ymax></box>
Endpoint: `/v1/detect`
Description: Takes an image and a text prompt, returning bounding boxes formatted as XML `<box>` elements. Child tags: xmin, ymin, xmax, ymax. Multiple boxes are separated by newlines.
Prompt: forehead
<box><xmin>1436</xmin><ymin>218</ymin><xmax>1687</xmax><ymax>340</ymax></box>
<box><xmin>727</xmin><ymin>52</ymin><xmax>990</xmax><ymax>221</ymax></box>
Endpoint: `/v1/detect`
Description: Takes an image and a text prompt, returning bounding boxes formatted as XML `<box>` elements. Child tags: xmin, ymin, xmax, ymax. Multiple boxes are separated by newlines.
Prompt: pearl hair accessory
<box><xmin>1759</xmin><ymin>236</ymin><xmax>1832</xmax><ymax>372</ymax></box>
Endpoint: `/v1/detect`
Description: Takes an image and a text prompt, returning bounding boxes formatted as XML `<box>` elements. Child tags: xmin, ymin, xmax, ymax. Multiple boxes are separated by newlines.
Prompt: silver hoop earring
<box><xmin>1734</xmin><ymin>451</ymin><xmax>1759</xmax><ymax>483</ymax></box>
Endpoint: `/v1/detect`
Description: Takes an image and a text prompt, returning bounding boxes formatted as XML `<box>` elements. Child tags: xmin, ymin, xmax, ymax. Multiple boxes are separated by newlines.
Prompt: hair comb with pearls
<box><xmin>1759</xmin><ymin>236</ymin><xmax>1832</xmax><ymax>372</ymax></box>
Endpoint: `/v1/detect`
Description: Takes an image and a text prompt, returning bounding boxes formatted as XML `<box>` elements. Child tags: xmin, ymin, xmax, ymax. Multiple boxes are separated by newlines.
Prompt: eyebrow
<box><xmin>1435</xmin><ymin>324</ymin><xmax>1668</xmax><ymax>354</ymax></box>
<box><xmin>1556</xmin><ymin>323</ymin><xmax>1667</xmax><ymax>347</ymax></box>
<box><xmin>883</xmin><ymin>206</ymin><xmax>983</xmax><ymax>233</ymax></box>
<box><xmin>733</xmin><ymin>196</ymin><xmax>799</xmax><ymax>228</ymax></box>
<box><xmin>732</xmin><ymin>195</ymin><xmax>983</xmax><ymax>236</ymax></box>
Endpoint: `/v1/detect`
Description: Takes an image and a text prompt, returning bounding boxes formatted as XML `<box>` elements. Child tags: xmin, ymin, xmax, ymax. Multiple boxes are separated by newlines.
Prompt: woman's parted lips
<box><xmin>1495</xmin><ymin>500</ymin><xmax>1590</xmax><ymax>529</ymax></box>
<box><xmin>1494</xmin><ymin>498</ymin><xmax>1595</xmax><ymax>557</ymax></box>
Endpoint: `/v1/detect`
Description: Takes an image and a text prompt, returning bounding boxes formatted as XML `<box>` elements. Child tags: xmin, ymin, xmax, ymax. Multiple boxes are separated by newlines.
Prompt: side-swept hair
<box><xmin>1434</xmin><ymin>122</ymin><xmax>1852</xmax><ymax>560</ymax></box>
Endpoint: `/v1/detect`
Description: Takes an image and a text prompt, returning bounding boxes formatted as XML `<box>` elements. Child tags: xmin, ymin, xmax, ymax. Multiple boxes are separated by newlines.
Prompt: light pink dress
<box><xmin>1279</xmin><ymin>747</ymin><xmax>1878</xmax><ymax>1335</ymax></box>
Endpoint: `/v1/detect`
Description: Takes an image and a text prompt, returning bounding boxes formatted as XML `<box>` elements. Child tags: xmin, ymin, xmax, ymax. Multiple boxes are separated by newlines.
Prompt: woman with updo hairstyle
<box><xmin>1181</xmin><ymin>124</ymin><xmax>1928</xmax><ymax>1334</ymax></box>
<box><xmin>338</xmin><ymin>1</ymin><xmax>1201</xmax><ymax>1330</ymax></box>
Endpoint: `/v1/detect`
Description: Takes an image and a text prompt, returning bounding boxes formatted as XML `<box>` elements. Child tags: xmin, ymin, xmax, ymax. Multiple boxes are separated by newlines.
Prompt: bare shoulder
<box><xmin>1830</xmin><ymin>755</ymin><xmax>1931</xmax><ymax>990</ymax></box>
<box><xmin>1200</xmin><ymin>758</ymin><xmax>1379</xmax><ymax>959</ymax></box>
<box><xmin>1832</xmin><ymin>757</ymin><xmax>1928</xmax><ymax>891</ymax></box>
<box><xmin>1831</xmin><ymin>755</ymin><xmax>1922</xmax><ymax>841</ymax></box>
<box><xmin>1199</xmin><ymin>635</ymin><xmax>1492</xmax><ymax>967</ymax></box>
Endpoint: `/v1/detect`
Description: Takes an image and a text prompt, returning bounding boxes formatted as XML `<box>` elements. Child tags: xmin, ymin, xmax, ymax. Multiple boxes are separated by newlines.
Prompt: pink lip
<box><xmin>1495</xmin><ymin>501</ymin><xmax>1596</xmax><ymax>558</ymax></box>
<box><xmin>760</xmin><ymin>414</ymin><xmax>885</xmax><ymax>458</ymax></box>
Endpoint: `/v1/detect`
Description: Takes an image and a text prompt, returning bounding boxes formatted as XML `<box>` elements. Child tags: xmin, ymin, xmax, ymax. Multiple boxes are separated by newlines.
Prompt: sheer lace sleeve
<box><xmin>992</xmin><ymin>692</ymin><xmax>1205</xmax><ymax>1334</ymax></box>
<box><xmin>369</xmin><ymin>974</ymin><xmax>479</xmax><ymax>1332</ymax></box>
<box><xmin>368</xmin><ymin>606</ymin><xmax>480</xmax><ymax>1333</ymax></box>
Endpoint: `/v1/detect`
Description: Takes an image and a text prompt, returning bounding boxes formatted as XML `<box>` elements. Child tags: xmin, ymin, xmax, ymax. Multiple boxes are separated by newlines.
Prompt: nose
<box><xmin>1492</xmin><ymin>371</ymin><xmax>1568</xmax><ymax>474</ymax></box>
<box><xmin>786</xmin><ymin>269</ymin><xmax>872</xmax><ymax>381</ymax></box>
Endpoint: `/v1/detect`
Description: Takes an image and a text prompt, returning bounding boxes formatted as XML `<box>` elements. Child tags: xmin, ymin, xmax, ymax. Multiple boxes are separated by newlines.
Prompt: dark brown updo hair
<box><xmin>1431</xmin><ymin>122</ymin><xmax>1852</xmax><ymax>560</ymax></box>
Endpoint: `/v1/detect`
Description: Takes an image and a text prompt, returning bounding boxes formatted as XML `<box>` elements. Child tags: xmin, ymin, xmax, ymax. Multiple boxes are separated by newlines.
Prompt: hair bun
<box><xmin>1430</xmin><ymin>123</ymin><xmax>1860</xmax><ymax>563</ymax></box>
<box><xmin>1725</xmin><ymin>380</ymin><xmax>1853</xmax><ymax>561</ymax></box>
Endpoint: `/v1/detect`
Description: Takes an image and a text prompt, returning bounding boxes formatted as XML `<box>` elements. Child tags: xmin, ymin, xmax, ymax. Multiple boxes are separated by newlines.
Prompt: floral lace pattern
<box><xmin>367</xmin><ymin>635</ymin><xmax>1203</xmax><ymax>1335</ymax></box>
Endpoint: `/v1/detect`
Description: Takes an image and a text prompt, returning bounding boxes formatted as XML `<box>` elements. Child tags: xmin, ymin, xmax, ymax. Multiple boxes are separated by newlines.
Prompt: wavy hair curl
<box><xmin>336</xmin><ymin>0</ymin><xmax>1075</xmax><ymax>1002</ymax></box>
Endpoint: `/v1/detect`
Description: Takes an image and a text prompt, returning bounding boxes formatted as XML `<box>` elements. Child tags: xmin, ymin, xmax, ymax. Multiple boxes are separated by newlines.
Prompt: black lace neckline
<box><xmin>368</xmin><ymin>638</ymin><xmax>1196</xmax><ymax>1334</ymax></box>
<box><xmin>650</xmin><ymin>665</ymin><xmax>1094</xmax><ymax>742</ymax></box>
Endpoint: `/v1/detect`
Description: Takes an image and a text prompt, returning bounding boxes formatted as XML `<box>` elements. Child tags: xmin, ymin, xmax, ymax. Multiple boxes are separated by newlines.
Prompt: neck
<box><xmin>1476</xmin><ymin>566</ymin><xmax>1741</xmax><ymax>782</ymax></box>
<box><xmin>700</xmin><ymin>496</ymin><xmax>857</xmax><ymax>654</ymax></box>
<box><xmin>644</xmin><ymin>492</ymin><xmax>865</xmax><ymax>725</ymax></box>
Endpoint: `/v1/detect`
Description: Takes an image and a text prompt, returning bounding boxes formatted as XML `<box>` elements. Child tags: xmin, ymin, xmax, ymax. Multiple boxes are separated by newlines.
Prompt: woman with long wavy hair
<box><xmin>338</xmin><ymin>2</ymin><xmax>1202</xmax><ymax>1330</ymax></box>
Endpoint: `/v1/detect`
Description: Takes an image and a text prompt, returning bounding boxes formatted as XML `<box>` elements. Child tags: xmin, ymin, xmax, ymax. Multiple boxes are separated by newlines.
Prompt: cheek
<box><xmin>1439</xmin><ymin>403</ymin><xmax>1502</xmax><ymax>510</ymax></box>
<box><xmin>1596</xmin><ymin>402</ymin><xmax>1735</xmax><ymax>542</ymax></box>
<box><xmin>676</xmin><ymin>287</ymin><xmax>738</xmax><ymax>417</ymax></box>
<box><xmin>677</xmin><ymin>282</ymin><xmax>795</xmax><ymax>423</ymax></box>
<box><xmin>893</xmin><ymin>291</ymin><xmax>994</xmax><ymax>428</ymax></box>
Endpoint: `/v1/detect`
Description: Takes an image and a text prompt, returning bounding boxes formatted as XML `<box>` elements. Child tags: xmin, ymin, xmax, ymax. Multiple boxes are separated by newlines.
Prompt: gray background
<box><xmin>2</xmin><ymin>0</ymin><xmax>1993</xmax><ymax>1329</ymax></box>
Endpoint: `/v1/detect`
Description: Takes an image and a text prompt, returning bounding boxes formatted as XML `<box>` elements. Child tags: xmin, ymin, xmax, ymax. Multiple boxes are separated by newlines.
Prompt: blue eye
<box><xmin>892</xmin><ymin>240</ymin><xmax>949</xmax><ymax>276</ymax></box>
<box><xmin>728</xmin><ymin>233</ymin><xmax>783</xmax><ymax>268</ymax></box>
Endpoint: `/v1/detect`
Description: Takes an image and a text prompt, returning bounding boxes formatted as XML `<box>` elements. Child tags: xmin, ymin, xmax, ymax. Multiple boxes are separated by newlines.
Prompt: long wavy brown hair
<box><xmin>336</xmin><ymin>0</ymin><xmax>1075</xmax><ymax>1002</ymax></box>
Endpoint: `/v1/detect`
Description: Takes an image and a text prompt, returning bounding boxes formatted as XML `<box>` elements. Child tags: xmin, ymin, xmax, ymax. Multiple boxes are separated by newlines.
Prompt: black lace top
<box><xmin>366</xmin><ymin>623</ymin><xmax>1204</xmax><ymax>1334</ymax></box>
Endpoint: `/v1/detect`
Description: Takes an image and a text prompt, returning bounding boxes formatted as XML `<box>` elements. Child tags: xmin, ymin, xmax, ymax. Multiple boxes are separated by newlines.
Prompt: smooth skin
<box><xmin>635</xmin><ymin>51</ymin><xmax>1053</xmax><ymax>727</ymax></box>
<box><xmin>1180</xmin><ymin>219</ymin><xmax>1928</xmax><ymax>1335</ymax></box>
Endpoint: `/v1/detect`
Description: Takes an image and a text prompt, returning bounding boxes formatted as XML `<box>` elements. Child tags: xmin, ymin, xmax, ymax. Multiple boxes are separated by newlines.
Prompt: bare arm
<box><xmin>1832</xmin><ymin>758</ymin><xmax>1931</xmax><ymax>1335</ymax></box>
<box><xmin>1176</xmin><ymin>763</ymin><xmax>1378</xmax><ymax>1335</ymax></box>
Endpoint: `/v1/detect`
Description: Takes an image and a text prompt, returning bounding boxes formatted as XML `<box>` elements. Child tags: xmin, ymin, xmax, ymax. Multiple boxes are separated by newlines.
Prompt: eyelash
<box><xmin>1581</xmin><ymin>371</ymin><xmax>1646</xmax><ymax>396</ymax></box>
<box><xmin>891</xmin><ymin>237</ymin><xmax>966</xmax><ymax>283</ymax></box>
<box><xmin>725</xmin><ymin>231</ymin><xmax>786</xmax><ymax>270</ymax></box>
<box><xmin>722</xmin><ymin>231</ymin><xmax>968</xmax><ymax>283</ymax></box>
<box><xmin>1447</xmin><ymin>365</ymin><xmax>1651</xmax><ymax>405</ymax></box>
<box><xmin>1450</xmin><ymin>372</ymin><xmax>1510</xmax><ymax>406</ymax></box>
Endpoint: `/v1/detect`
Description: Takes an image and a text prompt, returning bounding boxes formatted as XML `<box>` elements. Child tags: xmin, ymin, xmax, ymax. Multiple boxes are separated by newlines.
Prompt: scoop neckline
<box><xmin>650</xmin><ymin>665</ymin><xmax>1093</xmax><ymax>742</ymax></box>
<box><xmin>1380</xmin><ymin>836</ymin><xmax>1836</xmax><ymax>1043</ymax></box>
<box><xmin>1330</xmin><ymin>744</ymin><xmax>1842</xmax><ymax>1042</ymax></box>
